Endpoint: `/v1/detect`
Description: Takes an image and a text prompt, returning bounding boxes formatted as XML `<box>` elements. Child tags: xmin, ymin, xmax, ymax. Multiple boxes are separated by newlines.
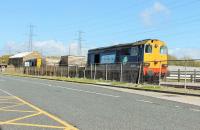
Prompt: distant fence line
<box><xmin>2</xmin><ymin>59</ymin><xmax>200</xmax><ymax>89</ymax></box>
<box><xmin>4</xmin><ymin>62</ymin><xmax>142</xmax><ymax>83</ymax></box>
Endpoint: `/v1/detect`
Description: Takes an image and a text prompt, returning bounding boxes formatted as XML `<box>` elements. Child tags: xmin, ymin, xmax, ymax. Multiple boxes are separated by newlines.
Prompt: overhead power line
<box><xmin>28</xmin><ymin>24</ymin><xmax>35</xmax><ymax>52</ymax></box>
<box><xmin>77</xmin><ymin>31</ymin><xmax>84</xmax><ymax>56</ymax></box>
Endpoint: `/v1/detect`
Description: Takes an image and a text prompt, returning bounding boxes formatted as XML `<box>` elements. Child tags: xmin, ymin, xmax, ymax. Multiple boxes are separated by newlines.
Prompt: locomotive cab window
<box><xmin>131</xmin><ymin>47</ymin><xmax>139</xmax><ymax>56</ymax></box>
<box><xmin>120</xmin><ymin>48</ymin><xmax>130</xmax><ymax>56</ymax></box>
<box><xmin>145</xmin><ymin>44</ymin><xmax>152</xmax><ymax>53</ymax></box>
<box><xmin>160</xmin><ymin>46</ymin><xmax>168</xmax><ymax>54</ymax></box>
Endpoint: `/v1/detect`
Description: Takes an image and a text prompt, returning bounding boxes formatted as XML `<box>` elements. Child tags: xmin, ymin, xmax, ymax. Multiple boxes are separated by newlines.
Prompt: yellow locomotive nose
<box><xmin>154</xmin><ymin>60</ymin><xmax>159</xmax><ymax>64</ymax></box>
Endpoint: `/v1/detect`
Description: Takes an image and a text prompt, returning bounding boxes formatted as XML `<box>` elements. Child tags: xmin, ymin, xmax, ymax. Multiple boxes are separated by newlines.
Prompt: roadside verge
<box><xmin>1</xmin><ymin>73</ymin><xmax>200</xmax><ymax>97</ymax></box>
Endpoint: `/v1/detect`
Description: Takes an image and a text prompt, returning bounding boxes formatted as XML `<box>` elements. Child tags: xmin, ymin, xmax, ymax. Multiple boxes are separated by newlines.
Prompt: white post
<box><xmin>90</xmin><ymin>64</ymin><xmax>93</xmax><ymax>79</ymax></box>
<box><xmin>84</xmin><ymin>67</ymin><xmax>86</xmax><ymax>79</ymax></box>
<box><xmin>105</xmin><ymin>64</ymin><xmax>108</xmax><ymax>81</ymax></box>
<box><xmin>159</xmin><ymin>61</ymin><xmax>162</xmax><ymax>86</ymax></box>
<box><xmin>94</xmin><ymin>64</ymin><xmax>96</xmax><ymax>80</ymax></box>
<box><xmin>184</xmin><ymin>61</ymin><xmax>187</xmax><ymax>90</ymax></box>
<box><xmin>137</xmin><ymin>62</ymin><xmax>142</xmax><ymax>84</ymax></box>
<box><xmin>120</xmin><ymin>63</ymin><xmax>123</xmax><ymax>82</ymax></box>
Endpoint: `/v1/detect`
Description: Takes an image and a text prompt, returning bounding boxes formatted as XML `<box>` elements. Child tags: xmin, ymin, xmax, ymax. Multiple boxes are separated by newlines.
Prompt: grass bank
<box><xmin>1</xmin><ymin>72</ymin><xmax>200</xmax><ymax>96</ymax></box>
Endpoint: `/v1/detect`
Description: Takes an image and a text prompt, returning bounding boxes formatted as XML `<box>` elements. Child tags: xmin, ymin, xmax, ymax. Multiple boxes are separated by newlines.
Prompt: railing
<box><xmin>2</xmin><ymin>59</ymin><xmax>200</xmax><ymax>89</ymax></box>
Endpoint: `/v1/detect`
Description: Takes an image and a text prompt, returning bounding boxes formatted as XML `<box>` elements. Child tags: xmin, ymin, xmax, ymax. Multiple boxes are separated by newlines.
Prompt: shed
<box><xmin>9</xmin><ymin>51</ymin><xmax>42</xmax><ymax>67</ymax></box>
<box><xmin>60</xmin><ymin>55</ymin><xmax>86</xmax><ymax>67</ymax></box>
<box><xmin>45</xmin><ymin>56</ymin><xmax>61</xmax><ymax>66</ymax></box>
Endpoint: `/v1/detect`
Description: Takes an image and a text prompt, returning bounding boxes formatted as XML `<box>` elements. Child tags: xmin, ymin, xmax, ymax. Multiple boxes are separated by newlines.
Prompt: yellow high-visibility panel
<box><xmin>37</xmin><ymin>58</ymin><xmax>42</xmax><ymax>68</ymax></box>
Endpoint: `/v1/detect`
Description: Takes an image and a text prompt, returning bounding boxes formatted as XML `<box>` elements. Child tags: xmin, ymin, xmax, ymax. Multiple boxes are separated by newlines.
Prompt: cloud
<box><xmin>33</xmin><ymin>40</ymin><xmax>67</xmax><ymax>56</ymax></box>
<box><xmin>68</xmin><ymin>42</ymin><xmax>88</xmax><ymax>56</ymax></box>
<box><xmin>3</xmin><ymin>41</ymin><xmax>27</xmax><ymax>54</ymax></box>
<box><xmin>169</xmin><ymin>48</ymin><xmax>200</xmax><ymax>59</ymax></box>
<box><xmin>2</xmin><ymin>40</ymin><xmax>89</xmax><ymax>56</ymax></box>
<box><xmin>140</xmin><ymin>1</ymin><xmax>169</xmax><ymax>26</ymax></box>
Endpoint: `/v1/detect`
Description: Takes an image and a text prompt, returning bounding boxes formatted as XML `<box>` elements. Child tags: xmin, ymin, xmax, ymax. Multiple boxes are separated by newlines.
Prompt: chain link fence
<box><xmin>2</xmin><ymin>59</ymin><xmax>200</xmax><ymax>89</ymax></box>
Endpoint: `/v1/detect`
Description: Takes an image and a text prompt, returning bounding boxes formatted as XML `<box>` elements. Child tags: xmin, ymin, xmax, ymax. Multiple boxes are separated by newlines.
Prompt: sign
<box><xmin>24</xmin><ymin>62</ymin><xmax>30</xmax><ymax>67</ymax></box>
<box><xmin>100</xmin><ymin>52</ymin><xmax>116</xmax><ymax>64</ymax></box>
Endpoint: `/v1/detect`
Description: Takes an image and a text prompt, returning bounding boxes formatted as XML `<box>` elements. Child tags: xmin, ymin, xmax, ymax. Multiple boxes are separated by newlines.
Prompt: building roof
<box><xmin>9</xmin><ymin>52</ymin><xmax>33</xmax><ymax>59</ymax></box>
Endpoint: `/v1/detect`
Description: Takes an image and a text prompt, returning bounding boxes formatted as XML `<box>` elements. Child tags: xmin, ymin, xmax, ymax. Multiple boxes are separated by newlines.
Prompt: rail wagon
<box><xmin>87</xmin><ymin>39</ymin><xmax>168</xmax><ymax>81</ymax></box>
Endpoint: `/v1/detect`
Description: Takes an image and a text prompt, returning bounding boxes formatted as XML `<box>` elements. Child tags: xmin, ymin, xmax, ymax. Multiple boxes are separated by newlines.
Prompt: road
<box><xmin>0</xmin><ymin>75</ymin><xmax>200</xmax><ymax>130</ymax></box>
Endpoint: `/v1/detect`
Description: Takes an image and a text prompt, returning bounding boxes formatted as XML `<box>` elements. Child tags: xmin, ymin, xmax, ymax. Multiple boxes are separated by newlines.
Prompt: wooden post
<box><xmin>67</xmin><ymin>66</ymin><xmax>69</xmax><ymax>78</ymax></box>
<box><xmin>84</xmin><ymin>67</ymin><xmax>86</xmax><ymax>79</ymax></box>
<box><xmin>61</xmin><ymin>67</ymin><xmax>63</xmax><ymax>77</ymax></box>
<box><xmin>76</xmin><ymin>65</ymin><xmax>78</xmax><ymax>78</ymax></box>
<box><xmin>53</xmin><ymin>64</ymin><xmax>56</xmax><ymax>77</ymax></box>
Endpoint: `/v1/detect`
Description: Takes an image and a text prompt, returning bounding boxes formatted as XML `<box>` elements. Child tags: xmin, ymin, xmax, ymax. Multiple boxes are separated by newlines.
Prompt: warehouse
<box><xmin>60</xmin><ymin>55</ymin><xmax>86</xmax><ymax>67</ymax></box>
<box><xmin>9</xmin><ymin>51</ymin><xmax>42</xmax><ymax>67</ymax></box>
<box><xmin>45</xmin><ymin>56</ymin><xmax>61</xmax><ymax>66</ymax></box>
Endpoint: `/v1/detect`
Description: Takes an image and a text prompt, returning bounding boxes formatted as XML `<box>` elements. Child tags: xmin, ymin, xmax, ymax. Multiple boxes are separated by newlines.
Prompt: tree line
<box><xmin>168</xmin><ymin>55</ymin><xmax>200</xmax><ymax>67</ymax></box>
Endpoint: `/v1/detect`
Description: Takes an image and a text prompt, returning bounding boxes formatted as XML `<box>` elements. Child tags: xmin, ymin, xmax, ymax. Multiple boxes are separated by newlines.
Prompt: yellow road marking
<box><xmin>0</xmin><ymin>98</ymin><xmax>11</xmax><ymax>101</ymax></box>
<box><xmin>0</xmin><ymin>122</ymin><xmax>65</xmax><ymax>129</ymax></box>
<box><xmin>0</xmin><ymin>101</ymin><xmax>20</xmax><ymax>104</ymax></box>
<box><xmin>0</xmin><ymin>89</ymin><xmax>79</xmax><ymax>130</ymax></box>
<box><xmin>0</xmin><ymin>108</ymin><xmax>37</xmax><ymax>113</ymax></box>
<box><xmin>0</xmin><ymin>96</ymin><xmax>14</xmax><ymax>99</ymax></box>
<box><xmin>1</xmin><ymin>112</ymin><xmax>42</xmax><ymax>124</ymax></box>
<box><xmin>0</xmin><ymin>103</ymin><xmax>24</xmax><ymax>109</ymax></box>
<box><xmin>14</xmin><ymin>96</ymin><xmax>78</xmax><ymax>130</ymax></box>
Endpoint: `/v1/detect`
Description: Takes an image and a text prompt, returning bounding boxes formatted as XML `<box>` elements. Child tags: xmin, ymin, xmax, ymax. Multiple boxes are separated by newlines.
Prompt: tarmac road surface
<box><xmin>0</xmin><ymin>74</ymin><xmax>200</xmax><ymax>130</ymax></box>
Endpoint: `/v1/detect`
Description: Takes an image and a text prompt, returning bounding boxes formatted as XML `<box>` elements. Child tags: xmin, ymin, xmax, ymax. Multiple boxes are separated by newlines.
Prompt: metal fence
<box><xmin>161</xmin><ymin>59</ymin><xmax>200</xmax><ymax>89</ymax></box>
<box><xmin>2</xmin><ymin>59</ymin><xmax>200</xmax><ymax>89</ymax></box>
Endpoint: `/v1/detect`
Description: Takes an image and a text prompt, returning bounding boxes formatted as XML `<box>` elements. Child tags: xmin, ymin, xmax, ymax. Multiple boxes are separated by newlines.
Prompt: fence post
<box><xmin>24</xmin><ymin>67</ymin><xmax>29</xmax><ymax>75</ymax></box>
<box><xmin>84</xmin><ymin>67</ymin><xmax>86</xmax><ymax>79</ymax></box>
<box><xmin>178</xmin><ymin>69</ymin><xmax>180</xmax><ymax>82</ymax></box>
<box><xmin>53</xmin><ymin>64</ymin><xmax>56</xmax><ymax>77</ymax></box>
<box><xmin>76</xmin><ymin>65</ymin><xmax>78</xmax><ymax>78</ymax></box>
<box><xmin>34</xmin><ymin>67</ymin><xmax>36</xmax><ymax>75</ymax></box>
<box><xmin>158</xmin><ymin>61</ymin><xmax>162</xmax><ymax>86</ymax></box>
<box><xmin>38</xmin><ymin>67</ymin><xmax>39</xmax><ymax>76</ymax></box>
<box><xmin>105</xmin><ymin>64</ymin><xmax>108</xmax><ymax>81</ymax></box>
<box><xmin>67</xmin><ymin>66</ymin><xmax>69</xmax><ymax>78</ymax></box>
<box><xmin>184</xmin><ymin>61</ymin><xmax>187</xmax><ymax>90</ymax></box>
<box><xmin>45</xmin><ymin>65</ymin><xmax>47</xmax><ymax>76</ymax></box>
<box><xmin>137</xmin><ymin>62</ymin><xmax>142</xmax><ymax>84</ymax></box>
<box><xmin>94</xmin><ymin>64</ymin><xmax>96</xmax><ymax>80</ymax></box>
<box><xmin>60</xmin><ymin>67</ymin><xmax>62</xmax><ymax>77</ymax></box>
<box><xmin>190</xmin><ymin>74</ymin><xmax>193</xmax><ymax>83</ymax></box>
<box><xmin>41</xmin><ymin>66</ymin><xmax>43</xmax><ymax>76</ymax></box>
<box><xmin>90</xmin><ymin>64</ymin><xmax>93</xmax><ymax>79</ymax></box>
<box><xmin>194</xmin><ymin>69</ymin><xmax>196</xmax><ymax>83</ymax></box>
<box><xmin>120</xmin><ymin>63</ymin><xmax>123</xmax><ymax>82</ymax></box>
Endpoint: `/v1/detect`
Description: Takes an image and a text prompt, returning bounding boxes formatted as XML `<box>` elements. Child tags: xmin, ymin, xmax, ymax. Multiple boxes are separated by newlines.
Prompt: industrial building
<box><xmin>9</xmin><ymin>51</ymin><xmax>42</xmax><ymax>67</ymax></box>
<box><xmin>60</xmin><ymin>55</ymin><xmax>86</xmax><ymax>66</ymax></box>
<box><xmin>45</xmin><ymin>56</ymin><xmax>61</xmax><ymax>66</ymax></box>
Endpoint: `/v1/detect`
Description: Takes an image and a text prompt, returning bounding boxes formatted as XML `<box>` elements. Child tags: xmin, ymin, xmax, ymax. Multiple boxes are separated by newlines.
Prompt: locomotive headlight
<box><xmin>162</xmin><ymin>64</ymin><xmax>168</xmax><ymax>67</ymax></box>
<box><xmin>143</xmin><ymin>62</ymin><xmax>150</xmax><ymax>67</ymax></box>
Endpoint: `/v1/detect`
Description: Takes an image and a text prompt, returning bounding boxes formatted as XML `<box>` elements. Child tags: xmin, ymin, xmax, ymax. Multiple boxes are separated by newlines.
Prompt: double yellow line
<box><xmin>0</xmin><ymin>95</ymin><xmax>78</xmax><ymax>130</ymax></box>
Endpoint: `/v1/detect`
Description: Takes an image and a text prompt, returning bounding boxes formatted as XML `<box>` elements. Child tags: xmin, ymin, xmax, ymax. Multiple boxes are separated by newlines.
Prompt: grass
<box><xmin>1</xmin><ymin>72</ymin><xmax>200</xmax><ymax>96</ymax></box>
